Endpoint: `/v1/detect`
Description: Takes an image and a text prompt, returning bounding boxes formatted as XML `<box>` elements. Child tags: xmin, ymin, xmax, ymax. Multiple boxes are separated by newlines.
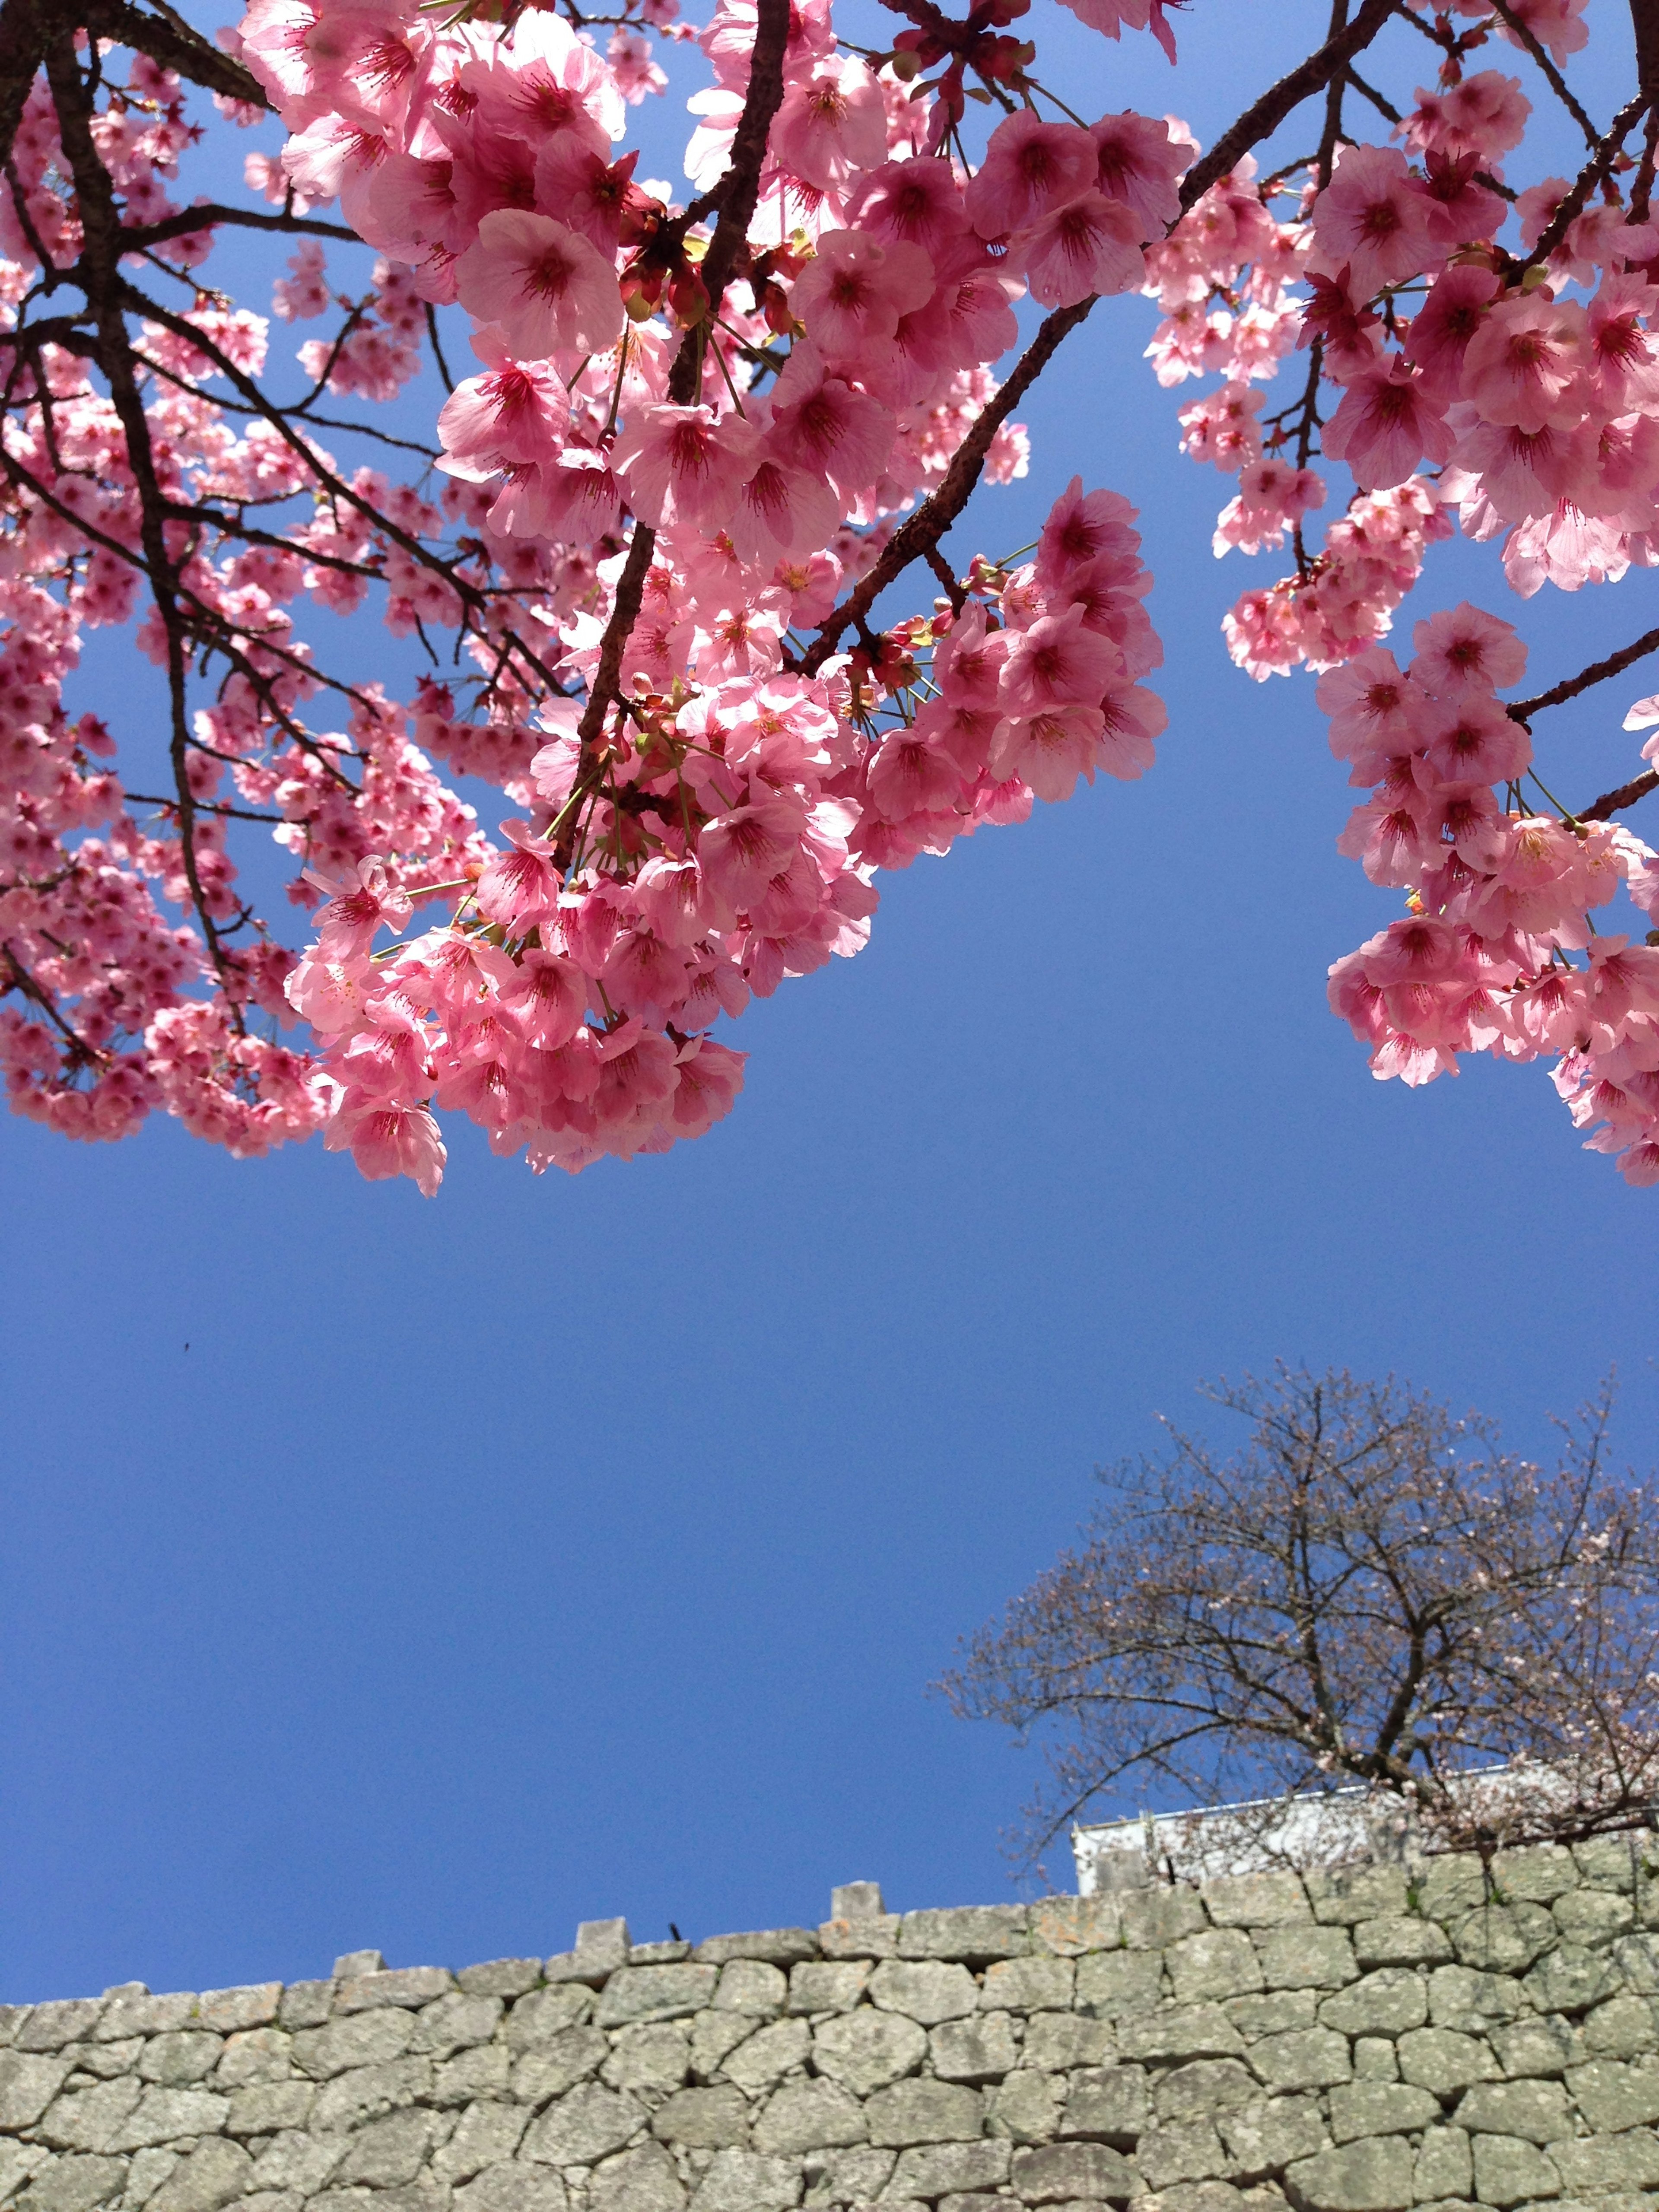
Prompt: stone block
<box><xmin>1414</xmin><ymin>2130</ymin><xmax>1471</xmax><ymax>2203</ymax></box>
<box><xmin>1417</xmin><ymin>1862</ymin><xmax>1490</xmax><ymax>1921</ymax></box>
<box><xmin>753</xmin><ymin>2083</ymin><xmax>867</xmax><ymax>2156</ymax></box>
<box><xmin>982</xmin><ymin>1960</ymin><xmax>1076</xmax><ymax>2015</ymax></box>
<box><xmin>1075</xmin><ymin>1956</ymin><xmax>1164</xmax><ymax>2023</ymax></box>
<box><xmin>111</xmin><ymin>2088</ymin><xmax>230</xmax><ymax>2150</ymax></box>
<box><xmin>1023</xmin><ymin>2017</ymin><xmax>1116</xmax><ymax>2074</ymax></box>
<box><xmin>720</xmin><ymin>2019</ymin><xmax>810</xmax><ymax>2094</ymax></box>
<box><xmin>596</xmin><ymin>1971</ymin><xmax>721</xmax><ymax>2030</ymax></box>
<box><xmin>1550</xmin><ymin>2131</ymin><xmax>1659</xmax><ymax>2193</ymax></box>
<box><xmin>868</xmin><ymin>1964</ymin><xmax>979</xmax><ymax>2028</ymax></box>
<box><xmin>686</xmin><ymin>2150</ymin><xmax>802</xmax><ymax>2212</ymax></box>
<box><xmin>1351</xmin><ymin>1923</ymin><xmax>1451</xmax><ymax>1972</ymax></box>
<box><xmin>16</xmin><ymin>2006</ymin><xmax>105</xmax><ymax>2055</ymax></box>
<box><xmin>788</xmin><ymin>1964</ymin><xmax>869</xmax><ymax>2018</ymax></box>
<box><xmin>1303</xmin><ymin>1874</ymin><xmax>1409</xmax><ymax>1930</ymax></box>
<box><xmin>213</xmin><ymin>2028</ymin><xmax>292</xmax><ymax>2088</ymax></box>
<box><xmin>1567</xmin><ymin>2056</ymin><xmax>1659</xmax><ymax>2132</ymax></box>
<box><xmin>586</xmin><ymin>2145</ymin><xmax>688</xmax><ymax>2212</ymax></box>
<box><xmin>1352</xmin><ymin>2041</ymin><xmax>1397</xmax><ymax>2083</ymax></box>
<box><xmin>1491</xmin><ymin>2019</ymin><xmax>1582</xmax><ymax>2079</ymax></box>
<box><xmin>510</xmin><ymin>2028</ymin><xmax>608</xmax><ymax>2105</ymax></box>
<box><xmin>1426</xmin><ymin>1966</ymin><xmax>1525</xmax><ymax>2035</ymax></box>
<box><xmin>1136</xmin><ymin>2123</ymin><xmax>1226</xmax><ymax>2191</ymax></box>
<box><xmin>411</xmin><ymin>1994</ymin><xmax>504</xmax><ymax>2061</ymax></box>
<box><xmin>688</xmin><ymin>2015</ymin><xmax>753</xmax><ymax>2084</ymax></box>
<box><xmin>1469</xmin><ymin>2136</ymin><xmax>1559</xmax><ymax>2208</ymax></box>
<box><xmin>864</xmin><ymin>2082</ymin><xmax>984</xmax><ymax>2148</ymax></box>
<box><xmin>818</xmin><ymin>1919</ymin><xmax>900</xmax><ymax>1964</ymax></box>
<box><xmin>649</xmin><ymin>2088</ymin><xmax>751</xmax><ymax>2150</ymax></box>
<box><xmin>1254</xmin><ymin>1934</ymin><xmax>1356</xmax><ymax>1995</ymax></box>
<box><xmin>1617</xmin><ymin>1935</ymin><xmax>1659</xmax><ymax>1994</ymax></box>
<box><xmin>1154</xmin><ymin>2063</ymin><xmax>1258</xmax><ymax>2126</ymax></box>
<box><xmin>523</xmin><ymin>2083</ymin><xmax>646</xmax><ymax>2167</ymax></box>
<box><xmin>1523</xmin><ymin>1946</ymin><xmax>1620</xmax><ymax>2018</ymax></box>
<box><xmin>1140</xmin><ymin>2185</ymin><xmax>1246</xmax><ymax>2212</ymax></box>
<box><xmin>812</xmin><ymin>2012</ymin><xmax>927</xmax><ymax>2097</ymax></box>
<box><xmin>1572</xmin><ymin>1837</ymin><xmax>1643</xmax><ymax>1891</ymax></box>
<box><xmin>15</xmin><ymin>2157</ymin><xmax>128</xmax><ymax>2212</ymax></box>
<box><xmin>601</xmin><ymin>2024</ymin><xmax>692</xmax><ymax>2094</ymax></box>
<box><xmin>889</xmin><ymin>2143</ymin><xmax>1012</xmax><ymax>2201</ymax></box>
<box><xmin>339</xmin><ymin>2111</ymin><xmax>433</xmax><ymax>2189</ymax></box>
<box><xmin>459</xmin><ymin>2169</ymin><xmax>573</xmax><ymax>2212</ymax></box>
<box><xmin>95</xmin><ymin>1997</ymin><xmax>197</xmax><ymax>2043</ymax></box>
<box><xmin>1450</xmin><ymin>1908</ymin><xmax>1556</xmax><ymax>1976</ymax></box>
<box><xmin>898</xmin><ymin>1910</ymin><xmax>1028</xmax><ymax>1965</ymax></box>
<box><xmin>1319</xmin><ymin>1973</ymin><xmax>1427</xmax><ymax>2040</ymax></box>
<box><xmin>1168</xmin><ymin>1936</ymin><xmax>1262</xmax><ymax>2005</ymax></box>
<box><xmin>1218</xmin><ymin>2098</ymin><xmax>1327</xmax><ymax>2176</ymax></box>
<box><xmin>0</xmin><ymin>2055</ymin><xmax>74</xmax><ymax>2130</ymax></box>
<box><xmin>334</xmin><ymin>1955</ymin><xmax>384</xmax><ymax>1979</ymax></box>
<box><xmin>831</xmin><ymin>1886</ymin><xmax>885</xmax><ymax>1922</ymax></box>
<box><xmin>1553</xmin><ymin>1891</ymin><xmax>1634</xmax><ymax>1946</ymax></box>
<box><xmin>195</xmin><ymin>1987</ymin><xmax>281</xmax><ymax>2035</ymax></box>
<box><xmin>276</xmin><ymin>1985</ymin><xmax>333</xmax><ymax>2033</ymax></box>
<box><xmin>454</xmin><ymin>1962</ymin><xmax>543</xmax><ymax>2002</ymax></box>
<box><xmin>988</xmin><ymin>2071</ymin><xmax>1063</xmax><ymax>2145</ymax></box>
<box><xmin>146</xmin><ymin>2139</ymin><xmax>252</xmax><ymax>2212</ymax></box>
<box><xmin>1226</xmin><ymin>1996</ymin><xmax>1318</xmax><ymax>2040</ymax></box>
<box><xmin>434</xmin><ymin>2048</ymin><xmax>510</xmax><ymax>2106</ymax></box>
<box><xmin>1117</xmin><ymin>2009</ymin><xmax>1244</xmax><ymax>2066</ymax></box>
<box><xmin>1204</xmin><ymin>1879</ymin><xmax>1312</xmax><ymax>1932</ymax></box>
<box><xmin>1120</xmin><ymin>1895</ymin><xmax>1208</xmax><ymax>1953</ymax></box>
<box><xmin>1588</xmin><ymin>1997</ymin><xmax>1659</xmax><ymax>2059</ymax></box>
<box><xmin>309</xmin><ymin>2058</ymin><xmax>431</xmax><ymax>2133</ymax></box>
<box><xmin>293</xmin><ymin>2014</ymin><xmax>416</xmax><ymax>2081</ymax></box>
<box><xmin>712</xmin><ymin>1964</ymin><xmax>787</xmax><ymax>2018</ymax></box>
<box><xmin>0</xmin><ymin>2147</ymin><xmax>51</xmax><ymax>2206</ymax></box>
<box><xmin>1060</xmin><ymin>2067</ymin><xmax>1147</xmax><ymax>2147</ymax></box>
<box><xmin>1029</xmin><ymin>1900</ymin><xmax>1124</xmax><ymax>1960</ymax></box>
<box><xmin>1491</xmin><ymin>1852</ymin><xmax>1580</xmax><ymax>1906</ymax></box>
<box><xmin>38</xmin><ymin>2080</ymin><xmax>142</xmax><ymax>2154</ymax></box>
<box><xmin>1456</xmin><ymin>2080</ymin><xmax>1573</xmax><ymax>2143</ymax></box>
<box><xmin>1283</xmin><ymin>2136</ymin><xmax>1416</xmax><ymax>2212</ymax></box>
<box><xmin>1011</xmin><ymin>2142</ymin><xmax>1136</xmax><ymax>2205</ymax></box>
<box><xmin>1394</xmin><ymin>2030</ymin><xmax>1498</xmax><ymax>2095</ymax></box>
<box><xmin>224</xmin><ymin>2084</ymin><xmax>315</xmax><ymax>2137</ymax></box>
<box><xmin>1326</xmin><ymin>2086</ymin><xmax>1438</xmax><ymax>2145</ymax></box>
<box><xmin>432</xmin><ymin>2103</ymin><xmax>531</xmax><ymax>2183</ymax></box>
<box><xmin>505</xmin><ymin>1989</ymin><xmax>594</xmax><ymax>2052</ymax></box>
<box><xmin>697</xmin><ymin>1933</ymin><xmax>819</xmax><ymax>1970</ymax></box>
<box><xmin>800</xmin><ymin>2144</ymin><xmax>894</xmax><ymax>2206</ymax></box>
<box><xmin>1247</xmin><ymin>2031</ymin><xmax>1350</xmax><ymax>2095</ymax></box>
<box><xmin>138</xmin><ymin>2036</ymin><xmax>222</xmax><ymax>2088</ymax></box>
<box><xmin>931</xmin><ymin>2015</ymin><xmax>1018</xmax><ymax>2084</ymax></box>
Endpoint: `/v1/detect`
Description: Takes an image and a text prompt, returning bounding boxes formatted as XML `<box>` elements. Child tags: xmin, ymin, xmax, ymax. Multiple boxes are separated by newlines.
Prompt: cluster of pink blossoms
<box><xmin>1318</xmin><ymin>604</ymin><xmax>1659</xmax><ymax>1182</ymax></box>
<box><xmin>14</xmin><ymin>0</ymin><xmax>1659</xmax><ymax>1193</ymax></box>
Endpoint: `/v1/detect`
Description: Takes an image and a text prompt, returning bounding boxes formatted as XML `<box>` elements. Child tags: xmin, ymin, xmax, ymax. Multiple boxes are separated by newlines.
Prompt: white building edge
<box><xmin>1071</xmin><ymin>1761</ymin><xmax>1583</xmax><ymax>1893</ymax></box>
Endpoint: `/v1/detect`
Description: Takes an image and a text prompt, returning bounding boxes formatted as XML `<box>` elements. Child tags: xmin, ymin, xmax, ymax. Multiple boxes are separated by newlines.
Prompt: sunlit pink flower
<box><xmin>454</xmin><ymin>210</ymin><xmax>623</xmax><ymax>359</ymax></box>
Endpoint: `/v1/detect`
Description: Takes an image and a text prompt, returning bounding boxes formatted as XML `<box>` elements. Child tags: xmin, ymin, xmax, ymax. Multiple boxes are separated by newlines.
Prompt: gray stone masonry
<box><xmin>6</xmin><ymin>1848</ymin><xmax>1659</xmax><ymax>2212</ymax></box>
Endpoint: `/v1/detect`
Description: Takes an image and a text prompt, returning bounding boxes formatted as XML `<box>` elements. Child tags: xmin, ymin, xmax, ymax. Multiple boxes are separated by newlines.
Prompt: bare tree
<box><xmin>944</xmin><ymin>1368</ymin><xmax>1659</xmax><ymax>1866</ymax></box>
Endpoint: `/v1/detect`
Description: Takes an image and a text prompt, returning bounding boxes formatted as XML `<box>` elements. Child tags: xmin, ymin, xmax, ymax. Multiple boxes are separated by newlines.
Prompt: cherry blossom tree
<box><xmin>944</xmin><ymin>1366</ymin><xmax>1659</xmax><ymax>1863</ymax></box>
<box><xmin>9</xmin><ymin>0</ymin><xmax>1659</xmax><ymax>1191</ymax></box>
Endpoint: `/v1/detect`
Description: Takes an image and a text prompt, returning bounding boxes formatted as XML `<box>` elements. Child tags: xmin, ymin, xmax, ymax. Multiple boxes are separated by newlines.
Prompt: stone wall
<box><xmin>4</xmin><ymin>1846</ymin><xmax>1659</xmax><ymax>2212</ymax></box>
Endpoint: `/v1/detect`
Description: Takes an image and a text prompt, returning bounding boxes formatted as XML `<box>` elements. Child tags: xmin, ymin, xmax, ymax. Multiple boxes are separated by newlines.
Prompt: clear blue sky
<box><xmin>2</xmin><ymin>3</ymin><xmax>1653</xmax><ymax>2002</ymax></box>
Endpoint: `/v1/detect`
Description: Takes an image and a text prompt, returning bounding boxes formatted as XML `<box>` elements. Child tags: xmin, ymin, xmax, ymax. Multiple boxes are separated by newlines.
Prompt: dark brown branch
<box><xmin>1508</xmin><ymin>624</ymin><xmax>1659</xmax><ymax>721</ymax></box>
<box><xmin>1486</xmin><ymin>0</ymin><xmax>1600</xmax><ymax>149</ymax></box>
<box><xmin>1577</xmin><ymin>770</ymin><xmax>1659</xmax><ymax>824</ymax></box>
<box><xmin>122</xmin><ymin>205</ymin><xmax>358</xmax><ymax>250</ymax></box>
<box><xmin>82</xmin><ymin>0</ymin><xmax>268</xmax><ymax>109</ymax></box>
<box><xmin>571</xmin><ymin>0</ymin><xmax>792</xmax><ymax>773</ymax></box>
<box><xmin>1520</xmin><ymin>92</ymin><xmax>1649</xmax><ymax>275</ymax></box>
<box><xmin>800</xmin><ymin>0</ymin><xmax>1398</xmax><ymax>671</ymax></box>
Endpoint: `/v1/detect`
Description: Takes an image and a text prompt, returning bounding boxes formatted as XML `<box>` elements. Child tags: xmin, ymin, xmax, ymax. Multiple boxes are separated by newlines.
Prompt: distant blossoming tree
<box><xmin>944</xmin><ymin>1367</ymin><xmax>1659</xmax><ymax>1862</ymax></box>
<box><xmin>16</xmin><ymin>0</ymin><xmax>1659</xmax><ymax>1187</ymax></box>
